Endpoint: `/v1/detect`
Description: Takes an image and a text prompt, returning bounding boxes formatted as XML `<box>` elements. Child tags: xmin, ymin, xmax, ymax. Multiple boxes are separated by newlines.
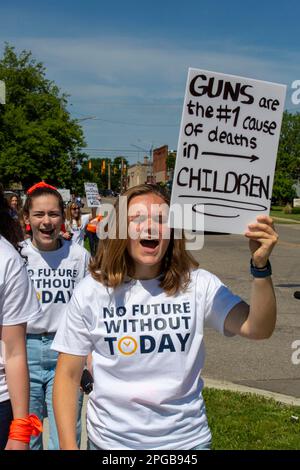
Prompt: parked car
<box><xmin>99</xmin><ymin>189</ymin><xmax>118</xmax><ymax>197</ymax></box>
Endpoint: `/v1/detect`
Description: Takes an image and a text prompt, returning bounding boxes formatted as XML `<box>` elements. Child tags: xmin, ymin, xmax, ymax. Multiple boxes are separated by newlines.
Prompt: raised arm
<box><xmin>224</xmin><ymin>215</ymin><xmax>277</xmax><ymax>339</ymax></box>
<box><xmin>53</xmin><ymin>353</ymin><xmax>86</xmax><ymax>450</ymax></box>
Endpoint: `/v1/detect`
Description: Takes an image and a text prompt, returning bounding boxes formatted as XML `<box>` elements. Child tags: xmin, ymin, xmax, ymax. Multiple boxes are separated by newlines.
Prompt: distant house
<box><xmin>128</xmin><ymin>156</ymin><xmax>153</xmax><ymax>188</ymax></box>
<box><xmin>293</xmin><ymin>179</ymin><xmax>300</xmax><ymax>197</ymax></box>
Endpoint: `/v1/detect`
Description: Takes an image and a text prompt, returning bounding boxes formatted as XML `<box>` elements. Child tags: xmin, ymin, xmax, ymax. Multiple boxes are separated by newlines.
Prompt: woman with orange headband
<box><xmin>21</xmin><ymin>182</ymin><xmax>90</xmax><ymax>450</ymax></box>
<box><xmin>0</xmin><ymin>187</ymin><xmax>42</xmax><ymax>450</ymax></box>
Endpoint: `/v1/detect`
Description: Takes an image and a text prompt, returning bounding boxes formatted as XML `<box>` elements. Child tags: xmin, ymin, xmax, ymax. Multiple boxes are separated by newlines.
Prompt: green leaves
<box><xmin>0</xmin><ymin>44</ymin><xmax>87</xmax><ymax>190</ymax></box>
<box><xmin>273</xmin><ymin>111</ymin><xmax>300</xmax><ymax>204</ymax></box>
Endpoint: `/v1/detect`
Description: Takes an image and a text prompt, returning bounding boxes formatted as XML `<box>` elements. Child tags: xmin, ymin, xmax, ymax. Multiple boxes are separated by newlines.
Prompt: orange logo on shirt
<box><xmin>117</xmin><ymin>336</ymin><xmax>138</xmax><ymax>356</ymax></box>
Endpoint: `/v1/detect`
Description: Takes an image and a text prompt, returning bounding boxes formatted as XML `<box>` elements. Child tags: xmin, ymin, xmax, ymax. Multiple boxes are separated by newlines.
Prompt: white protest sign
<box><xmin>84</xmin><ymin>182</ymin><xmax>101</xmax><ymax>207</ymax></box>
<box><xmin>0</xmin><ymin>81</ymin><xmax>5</xmax><ymax>104</ymax></box>
<box><xmin>170</xmin><ymin>68</ymin><xmax>286</xmax><ymax>234</ymax></box>
<box><xmin>57</xmin><ymin>188</ymin><xmax>71</xmax><ymax>203</ymax></box>
<box><xmin>293</xmin><ymin>199</ymin><xmax>300</xmax><ymax>208</ymax></box>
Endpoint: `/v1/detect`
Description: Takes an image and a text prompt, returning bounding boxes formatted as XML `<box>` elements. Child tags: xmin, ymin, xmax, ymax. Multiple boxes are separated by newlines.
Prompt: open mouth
<box><xmin>140</xmin><ymin>239</ymin><xmax>159</xmax><ymax>249</ymax></box>
<box><xmin>40</xmin><ymin>228</ymin><xmax>55</xmax><ymax>236</ymax></box>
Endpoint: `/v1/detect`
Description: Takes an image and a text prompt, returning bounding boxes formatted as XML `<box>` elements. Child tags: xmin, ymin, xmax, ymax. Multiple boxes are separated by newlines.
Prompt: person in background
<box><xmin>0</xmin><ymin>187</ymin><xmax>42</xmax><ymax>450</ymax></box>
<box><xmin>0</xmin><ymin>191</ymin><xmax>24</xmax><ymax>246</ymax></box>
<box><xmin>8</xmin><ymin>193</ymin><xmax>29</xmax><ymax>240</ymax></box>
<box><xmin>52</xmin><ymin>184</ymin><xmax>277</xmax><ymax>450</ymax></box>
<box><xmin>21</xmin><ymin>182</ymin><xmax>90</xmax><ymax>449</ymax></box>
<box><xmin>8</xmin><ymin>193</ymin><xmax>22</xmax><ymax>220</ymax></box>
<box><xmin>65</xmin><ymin>202</ymin><xmax>97</xmax><ymax>247</ymax></box>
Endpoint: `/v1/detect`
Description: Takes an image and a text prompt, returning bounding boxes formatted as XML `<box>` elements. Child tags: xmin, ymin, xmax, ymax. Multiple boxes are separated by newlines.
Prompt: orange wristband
<box><xmin>8</xmin><ymin>414</ymin><xmax>43</xmax><ymax>444</ymax></box>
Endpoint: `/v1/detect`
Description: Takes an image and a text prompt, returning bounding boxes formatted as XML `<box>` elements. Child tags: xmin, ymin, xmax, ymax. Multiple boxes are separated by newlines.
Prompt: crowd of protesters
<box><xmin>0</xmin><ymin>179</ymin><xmax>287</xmax><ymax>451</ymax></box>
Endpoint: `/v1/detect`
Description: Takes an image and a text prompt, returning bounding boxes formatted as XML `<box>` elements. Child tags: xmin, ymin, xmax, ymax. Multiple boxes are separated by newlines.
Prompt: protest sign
<box><xmin>84</xmin><ymin>182</ymin><xmax>101</xmax><ymax>207</ymax></box>
<box><xmin>57</xmin><ymin>188</ymin><xmax>71</xmax><ymax>203</ymax></box>
<box><xmin>0</xmin><ymin>81</ymin><xmax>5</xmax><ymax>104</ymax></box>
<box><xmin>170</xmin><ymin>68</ymin><xmax>286</xmax><ymax>234</ymax></box>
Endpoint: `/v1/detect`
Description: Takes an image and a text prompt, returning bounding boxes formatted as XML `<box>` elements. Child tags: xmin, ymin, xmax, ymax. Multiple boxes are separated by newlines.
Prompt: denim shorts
<box><xmin>26</xmin><ymin>333</ymin><xmax>83</xmax><ymax>450</ymax></box>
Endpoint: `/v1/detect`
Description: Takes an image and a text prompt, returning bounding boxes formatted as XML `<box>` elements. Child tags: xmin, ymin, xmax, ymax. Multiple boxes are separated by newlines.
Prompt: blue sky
<box><xmin>1</xmin><ymin>0</ymin><xmax>299</xmax><ymax>163</ymax></box>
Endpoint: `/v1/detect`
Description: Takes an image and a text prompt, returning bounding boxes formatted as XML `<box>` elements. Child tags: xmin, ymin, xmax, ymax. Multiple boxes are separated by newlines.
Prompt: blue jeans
<box><xmin>0</xmin><ymin>399</ymin><xmax>13</xmax><ymax>450</ymax></box>
<box><xmin>27</xmin><ymin>333</ymin><xmax>83</xmax><ymax>450</ymax></box>
<box><xmin>87</xmin><ymin>439</ymin><xmax>211</xmax><ymax>450</ymax></box>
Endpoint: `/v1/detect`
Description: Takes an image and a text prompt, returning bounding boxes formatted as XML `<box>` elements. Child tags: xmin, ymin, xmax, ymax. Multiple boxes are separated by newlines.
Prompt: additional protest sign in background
<box><xmin>293</xmin><ymin>199</ymin><xmax>300</xmax><ymax>208</ymax></box>
<box><xmin>170</xmin><ymin>68</ymin><xmax>286</xmax><ymax>234</ymax></box>
<box><xmin>84</xmin><ymin>182</ymin><xmax>101</xmax><ymax>207</ymax></box>
<box><xmin>0</xmin><ymin>81</ymin><xmax>5</xmax><ymax>104</ymax></box>
<box><xmin>57</xmin><ymin>188</ymin><xmax>71</xmax><ymax>203</ymax></box>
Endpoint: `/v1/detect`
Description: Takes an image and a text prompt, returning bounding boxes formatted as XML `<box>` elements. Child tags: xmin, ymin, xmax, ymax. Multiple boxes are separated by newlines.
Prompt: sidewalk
<box><xmin>203</xmin><ymin>377</ymin><xmax>300</xmax><ymax>406</ymax></box>
<box><xmin>273</xmin><ymin>216</ymin><xmax>300</xmax><ymax>224</ymax></box>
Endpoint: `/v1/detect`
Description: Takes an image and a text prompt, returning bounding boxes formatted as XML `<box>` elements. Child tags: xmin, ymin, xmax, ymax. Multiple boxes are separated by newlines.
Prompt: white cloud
<box><xmin>1</xmin><ymin>35</ymin><xmax>299</xmax><ymax>150</ymax></box>
<box><xmin>2</xmin><ymin>36</ymin><xmax>299</xmax><ymax>101</ymax></box>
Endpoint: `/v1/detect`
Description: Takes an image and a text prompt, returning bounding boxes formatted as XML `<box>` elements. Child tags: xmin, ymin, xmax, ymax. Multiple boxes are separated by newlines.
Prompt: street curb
<box><xmin>273</xmin><ymin>217</ymin><xmax>300</xmax><ymax>224</ymax></box>
<box><xmin>203</xmin><ymin>377</ymin><xmax>300</xmax><ymax>407</ymax></box>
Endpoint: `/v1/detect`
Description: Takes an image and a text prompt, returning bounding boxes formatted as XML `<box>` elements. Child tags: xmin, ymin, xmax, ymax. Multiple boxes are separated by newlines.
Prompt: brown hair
<box><xmin>23</xmin><ymin>187</ymin><xmax>65</xmax><ymax>218</ymax></box>
<box><xmin>0</xmin><ymin>188</ymin><xmax>24</xmax><ymax>250</ymax></box>
<box><xmin>89</xmin><ymin>184</ymin><xmax>199</xmax><ymax>295</ymax></box>
<box><xmin>8</xmin><ymin>193</ymin><xmax>22</xmax><ymax>212</ymax></box>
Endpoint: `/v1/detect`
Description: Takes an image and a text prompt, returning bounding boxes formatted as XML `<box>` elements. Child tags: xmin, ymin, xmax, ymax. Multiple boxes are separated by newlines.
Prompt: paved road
<box><xmin>44</xmin><ymin>222</ymin><xmax>300</xmax><ymax>449</ymax></box>
<box><xmin>195</xmin><ymin>223</ymin><xmax>300</xmax><ymax>397</ymax></box>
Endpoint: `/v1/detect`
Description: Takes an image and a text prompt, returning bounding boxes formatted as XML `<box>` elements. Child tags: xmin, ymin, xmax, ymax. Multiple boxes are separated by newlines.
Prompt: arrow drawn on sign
<box><xmin>202</xmin><ymin>151</ymin><xmax>259</xmax><ymax>163</ymax></box>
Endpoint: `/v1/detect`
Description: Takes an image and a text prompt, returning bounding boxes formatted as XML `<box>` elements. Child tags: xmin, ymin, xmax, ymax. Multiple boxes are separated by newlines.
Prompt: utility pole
<box><xmin>108</xmin><ymin>161</ymin><xmax>111</xmax><ymax>190</ymax></box>
<box><xmin>0</xmin><ymin>80</ymin><xmax>5</xmax><ymax>104</ymax></box>
<box><xmin>120</xmin><ymin>158</ymin><xmax>124</xmax><ymax>192</ymax></box>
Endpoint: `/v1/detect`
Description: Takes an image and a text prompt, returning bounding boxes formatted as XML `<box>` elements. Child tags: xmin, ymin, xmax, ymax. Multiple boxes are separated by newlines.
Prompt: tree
<box><xmin>0</xmin><ymin>44</ymin><xmax>87</xmax><ymax>191</ymax></box>
<box><xmin>272</xmin><ymin>171</ymin><xmax>297</xmax><ymax>205</ymax></box>
<box><xmin>273</xmin><ymin>111</ymin><xmax>300</xmax><ymax>204</ymax></box>
<box><xmin>77</xmin><ymin>156</ymin><xmax>129</xmax><ymax>194</ymax></box>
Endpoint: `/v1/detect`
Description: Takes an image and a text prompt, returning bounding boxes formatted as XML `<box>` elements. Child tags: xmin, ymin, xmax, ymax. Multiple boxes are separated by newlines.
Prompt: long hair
<box><xmin>0</xmin><ymin>187</ymin><xmax>24</xmax><ymax>250</ymax></box>
<box><xmin>65</xmin><ymin>202</ymin><xmax>81</xmax><ymax>228</ymax></box>
<box><xmin>8</xmin><ymin>193</ymin><xmax>22</xmax><ymax>212</ymax></box>
<box><xmin>89</xmin><ymin>184</ymin><xmax>199</xmax><ymax>295</ymax></box>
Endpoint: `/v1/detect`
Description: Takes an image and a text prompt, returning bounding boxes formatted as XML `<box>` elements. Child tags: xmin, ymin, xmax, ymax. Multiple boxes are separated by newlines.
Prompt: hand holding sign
<box><xmin>245</xmin><ymin>215</ymin><xmax>278</xmax><ymax>268</ymax></box>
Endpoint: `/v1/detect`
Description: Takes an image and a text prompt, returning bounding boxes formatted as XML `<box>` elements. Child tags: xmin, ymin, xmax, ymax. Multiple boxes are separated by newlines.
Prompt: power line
<box><xmin>82</xmin><ymin>117</ymin><xmax>178</xmax><ymax>127</ymax></box>
<box><xmin>85</xmin><ymin>148</ymin><xmax>148</xmax><ymax>153</ymax></box>
<box><xmin>72</xmin><ymin>103</ymin><xmax>182</xmax><ymax>108</ymax></box>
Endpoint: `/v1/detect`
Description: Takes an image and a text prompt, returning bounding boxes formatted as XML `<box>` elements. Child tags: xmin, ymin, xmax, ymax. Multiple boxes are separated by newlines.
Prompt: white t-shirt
<box><xmin>67</xmin><ymin>214</ymin><xmax>90</xmax><ymax>246</ymax></box>
<box><xmin>21</xmin><ymin>239</ymin><xmax>90</xmax><ymax>334</ymax></box>
<box><xmin>52</xmin><ymin>269</ymin><xmax>242</xmax><ymax>450</ymax></box>
<box><xmin>0</xmin><ymin>237</ymin><xmax>41</xmax><ymax>402</ymax></box>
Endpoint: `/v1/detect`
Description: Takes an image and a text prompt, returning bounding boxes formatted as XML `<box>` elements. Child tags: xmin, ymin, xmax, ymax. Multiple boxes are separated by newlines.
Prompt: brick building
<box><xmin>152</xmin><ymin>145</ymin><xmax>168</xmax><ymax>183</ymax></box>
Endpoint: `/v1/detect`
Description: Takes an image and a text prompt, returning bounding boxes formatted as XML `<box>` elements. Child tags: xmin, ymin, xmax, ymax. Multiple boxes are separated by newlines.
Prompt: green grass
<box><xmin>84</xmin><ymin>237</ymin><xmax>91</xmax><ymax>252</ymax></box>
<box><xmin>270</xmin><ymin>210</ymin><xmax>300</xmax><ymax>222</ymax></box>
<box><xmin>203</xmin><ymin>388</ymin><xmax>300</xmax><ymax>449</ymax></box>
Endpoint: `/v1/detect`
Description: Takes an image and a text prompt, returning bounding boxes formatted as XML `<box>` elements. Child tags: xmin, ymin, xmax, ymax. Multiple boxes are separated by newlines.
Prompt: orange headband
<box><xmin>27</xmin><ymin>182</ymin><xmax>57</xmax><ymax>195</ymax></box>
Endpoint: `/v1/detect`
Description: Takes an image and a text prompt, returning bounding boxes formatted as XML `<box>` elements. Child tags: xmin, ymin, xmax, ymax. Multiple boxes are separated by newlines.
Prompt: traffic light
<box><xmin>101</xmin><ymin>160</ymin><xmax>106</xmax><ymax>175</ymax></box>
<box><xmin>88</xmin><ymin>160</ymin><xmax>92</xmax><ymax>170</ymax></box>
